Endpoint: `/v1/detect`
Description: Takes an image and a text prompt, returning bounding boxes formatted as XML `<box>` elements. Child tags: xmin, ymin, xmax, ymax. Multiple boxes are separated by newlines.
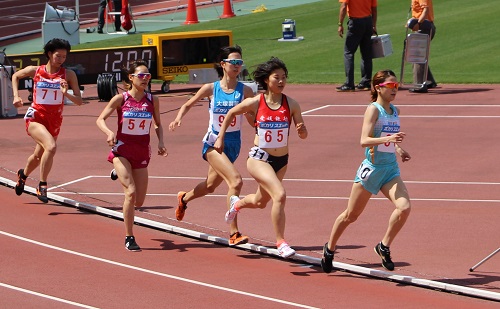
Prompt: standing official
<box><xmin>336</xmin><ymin>0</ymin><xmax>377</xmax><ymax>92</ymax></box>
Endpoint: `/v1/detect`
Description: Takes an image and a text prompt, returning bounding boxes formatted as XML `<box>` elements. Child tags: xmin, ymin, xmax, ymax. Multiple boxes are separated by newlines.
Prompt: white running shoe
<box><xmin>225</xmin><ymin>195</ymin><xmax>240</xmax><ymax>223</ymax></box>
<box><xmin>277</xmin><ymin>242</ymin><xmax>296</xmax><ymax>258</ymax></box>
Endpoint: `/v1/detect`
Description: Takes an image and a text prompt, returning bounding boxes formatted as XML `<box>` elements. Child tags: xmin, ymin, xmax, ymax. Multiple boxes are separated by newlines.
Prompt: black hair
<box><xmin>43</xmin><ymin>38</ymin><xmax>71</xmax><ymax>59</ymax></box>
<box><xmin>370</xmin><ymin>69</ymin><xmax>397</xmax><ymax>102</ymax></box>
<box><xmin>252</xmin><ymin>57</ymin><xmax>288</xmax><ymax>90</ymax></box>
<box><xmin>214</xmin><ymin>45</ymin><xmax>243</xmax><ymax>78</ymax></box>
<box><xmin>122</xmin><ymin>59</ymin><xmax>149</xmax><ymax>90</ymax></box>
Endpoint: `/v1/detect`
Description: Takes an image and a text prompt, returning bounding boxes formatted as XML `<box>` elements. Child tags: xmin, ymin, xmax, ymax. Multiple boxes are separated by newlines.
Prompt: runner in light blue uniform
<box><xmin>354</xmin><ymin>102</ymin><xmax>400</xmax><ymax>194</ymax></box>
<box><xmin>202</xmin><ymin>80</ymin><xmax>244</xmax><ymax>163</ymax></box>
<box><xmin>321</xmin><ymin>69</ymin><xmax>412</xmax><ymax>273</ymax></box>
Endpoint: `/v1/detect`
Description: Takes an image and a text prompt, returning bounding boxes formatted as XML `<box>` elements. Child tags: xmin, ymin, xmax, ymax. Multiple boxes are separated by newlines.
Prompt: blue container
<box><xmin>282</xmin><ymin>19</ymin><xmax>296</xmax><ymax>40</ymax></box>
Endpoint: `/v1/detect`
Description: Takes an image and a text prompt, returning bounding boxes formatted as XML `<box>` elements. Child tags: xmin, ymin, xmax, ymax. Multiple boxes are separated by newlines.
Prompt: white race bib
<box><xmin>377</xmin><ymin>125</ymin><xmax>399</xmax><ymax>153</ymax></box>
<box><xmin>257</xmin><ymin>122</ymin><xmax>289</xmax><ymax>148</ymax></box>
<box><xmin>357</xmin><ymin>162</ymin><xmax>374</xmax><ymax>181</ymax></box>
<box><xmin>35</xmin><ymin>81</ymin><xmax>63</xmax><ymax>105</ymax></box>
<box><xmin>121</xmin><ymin>111</ymin><xmax>152</xmax><ymax>135</ymax></box>
<box><xmin>202</xmin><ymin>131</ymin><xmax>218</xmax><ymax>146</ymax></box>
<box><xmin>212</xmin><ymin>106</ymin><xmax>241</xmax><ymax>133</ymax></box>
<box><xmin>248</xmin><ymin>146</ymin><xmax>269</xmax><ymax>162</ymax></box>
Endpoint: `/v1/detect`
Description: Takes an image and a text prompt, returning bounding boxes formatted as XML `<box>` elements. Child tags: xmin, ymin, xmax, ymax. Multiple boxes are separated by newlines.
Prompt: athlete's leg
<box><xmin>27</xmin><ymin>122</ymin><xmax>57</xmax><ymax>182</ymax></box>
<box><xmin>113</xmin><ymin>157</ymin><xmax>137</xmax><ymax>237</ymax></box>
<box><xmin>132</xmin><ymin>167</ymin><xmax>149</xmax><ymax>208</ymax></box>
<box><xmin>327</xmin><ymin>182</ymin><xmax>372</xmax><ymax>251</ymax></box>
<box><xmin>380</xmin><ymin>176</ymin><xmax>411</xmax><ymax>247</ymax></box>
<box><xmin>205</xmin><ymin>148</ymin><xmax>243</xmax><ymax>234</ymax></box>
<box><xmin>245</xmin><ymin>158</ymin><xmax>288</xmax><ymax>243</ymax></box>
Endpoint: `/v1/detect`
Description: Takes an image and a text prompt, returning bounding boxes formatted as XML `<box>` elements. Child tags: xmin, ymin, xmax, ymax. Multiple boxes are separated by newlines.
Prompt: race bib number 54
<box><xmin>122</xmin><ymin>111</ymin><xmax>152</xmax><ymax>135</ymax></box>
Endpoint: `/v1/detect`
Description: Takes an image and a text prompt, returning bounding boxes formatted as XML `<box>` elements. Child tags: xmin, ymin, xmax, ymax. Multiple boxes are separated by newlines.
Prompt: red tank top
<box><xmin>32</xmin><ymin>65</ymin><xmax>66</xmax><ymax>115</ymax></box>
<box><xmin>116</xmin><ymin>91</ymin><xmax>154</xmax><ymax>146</ymax></box>
<box><xmin>254</xmin><ymin>93</ymin><xmax>292</xmax><ymax>148</ymax></box>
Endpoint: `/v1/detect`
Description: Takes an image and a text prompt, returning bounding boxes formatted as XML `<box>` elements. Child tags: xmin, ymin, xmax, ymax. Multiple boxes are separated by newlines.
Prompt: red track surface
<box><xmin>1</xmin><ymin>83</ymin><xmax>499</xmax><ymax>307</ymax></box>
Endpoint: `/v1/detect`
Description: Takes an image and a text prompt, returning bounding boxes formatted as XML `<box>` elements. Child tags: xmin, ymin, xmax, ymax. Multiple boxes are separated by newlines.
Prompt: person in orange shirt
<box><xmin>336</xmin><ymin>0</ymin><xmax>377</xmax><ymax>92</ymax></box>
<box><xmin>408</xmin><ymin>0</ymin><xmax>437</xmax><ymax>93</ymax></box>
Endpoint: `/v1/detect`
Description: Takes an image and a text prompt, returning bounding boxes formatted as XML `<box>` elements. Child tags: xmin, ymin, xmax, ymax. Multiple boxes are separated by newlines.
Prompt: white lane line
<box><xmin>46</xmin><ymin>192</ymin><xmax>500</xmax><ymax>203</ymax></box>
<box><xmin>0</xmin><ymin>282</ymin><xmax>99</xmax><ymax>309</ymax></box>
<box><xmin>0</xmin><ymin>231</ymin><xmax>319</xmax><ymax>309</ymax></box>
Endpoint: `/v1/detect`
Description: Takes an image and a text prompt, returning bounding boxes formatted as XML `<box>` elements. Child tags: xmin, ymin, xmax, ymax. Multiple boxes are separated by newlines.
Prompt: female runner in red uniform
<box><xmin>215</xmin><ymin>57</ymin><xmax>308</xmax><ymax>258</ymax></box>
<box><xmin>12</xmin><ymin>38</ymin><xmax>83</xmax><ymax>203</ymax></box>
<box><xmin>96</xmin><ymin>60</ymin><xmax>167</xmax><ymax>251</ymax></box>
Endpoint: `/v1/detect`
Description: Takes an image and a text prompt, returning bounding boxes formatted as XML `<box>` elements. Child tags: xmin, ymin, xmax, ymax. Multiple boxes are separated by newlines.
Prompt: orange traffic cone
<box><xmin>220</xmin><ymin>0</ymin><xmax>235</xmax><ymax>18</ymax></box>
<box><xmin>184</xmin><ymin>0</ymin><xmax>199</xmax><ymax>24</ymax></box>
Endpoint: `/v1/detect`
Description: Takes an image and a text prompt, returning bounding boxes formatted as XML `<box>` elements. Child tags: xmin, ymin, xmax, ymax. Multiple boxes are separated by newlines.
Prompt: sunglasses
<box><xmin>131</xmin><ymin>73</ymin><xmax>152</xmax><ymax>79</ymax></box>
<box><xmin>223</xmin><ymin>59</ymin><xmax>244</xmax><ymax>66</ymax></box>
<box><xmin>379</xmin><ymin>82</ymin><xmax>399</xmax><ymax>90</ymax></box>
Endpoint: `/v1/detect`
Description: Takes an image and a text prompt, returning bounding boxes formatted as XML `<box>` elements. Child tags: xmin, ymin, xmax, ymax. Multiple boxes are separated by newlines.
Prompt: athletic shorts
<box><xmin>24</xmin><ymin>107</ymin><xmax>63</xmax><ymax>137</ymax></box>
<box><xmin>248</xmin><ymin>146</ymin><xmax>289</xmax><ymax>173</ymax></box>
<box><xmin>354</xmin><ymin>159</ymin><xmax>400</xmax><ymax>195</ymax></box>
<box><xmin>202</xmin><ymin>132</ymin><xmax>241</xmax><ymax>163</ymax></box>
<box><xmin>108</xmin><ymin>140</ymin><xmax>151</xmax><ymax>169</ymax></box>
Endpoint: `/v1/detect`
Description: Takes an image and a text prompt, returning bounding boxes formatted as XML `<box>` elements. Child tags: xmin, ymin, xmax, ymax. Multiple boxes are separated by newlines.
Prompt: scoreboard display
<box><xmin>6</xmin><ymin>30</ymin><xmax>233</xmax><ymax>97</ymax></box>
<box><xmin>8</xmin><ymin>46</ymin><xmax>157</xmax><ymax>90</ymax></box>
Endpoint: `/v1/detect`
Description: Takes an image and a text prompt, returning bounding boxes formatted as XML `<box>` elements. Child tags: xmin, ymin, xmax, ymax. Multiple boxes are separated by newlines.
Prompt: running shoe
<box><xmin>175</xmin><ymin>191</ymin><xmax>187</xmax><ymax>221</ymax></box>
<box><xmin>125</xmin><ymin>236</ymin><xmax>141</xmax><ymax>252</ymax></box>
<box><xmin>225</xmin><ymin>195</ymin><xmax>240</xmax><ymax>223</ymax></box>
<box><xmin>36</xmin><ymin>184</ymin><xmax>48</xmax><ymax>203</ymax></box>
<box><xmin>374</xmin><ymin>242</ymin><xmax>395</xmax><ymax>271</ymax></box>
<box><xmin>15</xmin><ymin>169</ymin><xmax>26</xmax><ymax>196</ymax></box>
<box><xmin>229</xmin><ymin>232</ymin><xmax>249</xmax><ymax>246</ymax></box>
<box><xmin>110</xmin><ymin>169</ymin><xmax>118</xmax><ymax>181</ymax></box>
<box><xmin>321</xmin><ymin>243</ymin><xmax>334</xmax><ymax>273</ymax></box>
<box><xmin>277</xmin><ymin>242</ymin><xmax>296</xmax><ymax>258</ymax></box>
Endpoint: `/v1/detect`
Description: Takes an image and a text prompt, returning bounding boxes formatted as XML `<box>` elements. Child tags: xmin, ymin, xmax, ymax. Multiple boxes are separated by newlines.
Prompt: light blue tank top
<box><xmin>207</xmin><ymin>81</ymin><xmax>244</xmax><ymax>141</ymax></box>
<box><xmin>364</xmin><ymin>102</ymin><xmax>400</xmax><ymax>165</ymax></box>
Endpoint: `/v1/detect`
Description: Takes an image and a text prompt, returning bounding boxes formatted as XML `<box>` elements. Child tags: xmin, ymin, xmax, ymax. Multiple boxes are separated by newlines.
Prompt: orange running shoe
<box><xmin>229</xmin><ymin>232</ymin><xmax>249</xmax><ymax>246</ymax></box>
<box><xmin>175</xmin><ymin>191</ymin><xmax>187</xmax><ymax>221</ymax></box>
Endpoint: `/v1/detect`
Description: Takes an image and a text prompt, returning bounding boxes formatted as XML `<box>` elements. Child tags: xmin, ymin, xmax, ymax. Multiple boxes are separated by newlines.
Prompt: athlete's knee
<box><xmin>205</xmin><ymin>182</ymin><xmax>217</xmax><ymax>194</ymax></box>
<box><xmin>341</xmin><ymin>210</ymin><xmax>361</xmax><ymax>224</ymax></box>
<box><xmin>398</xmin><ymin>200</ymin><xmax>411</xmax><ymax>215</ymax></box>
<box><xmin>228</xmin><ymin>175</ymin><xmax>243</xmax><ymax>192</ymax></box>
<box><xmin>124</xmin><ymin>187</ymin><xmax>137</xmax><ymax>204</ymax></box>
<box><xmin>44</xmin><ymin>142</ymin><xmax>57</xmax><ymax>155</ymax></box>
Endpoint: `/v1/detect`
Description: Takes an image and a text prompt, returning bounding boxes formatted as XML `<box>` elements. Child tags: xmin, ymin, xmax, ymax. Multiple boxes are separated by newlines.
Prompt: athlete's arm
<box><xmin>96</xmin><ymin>94</ymin><xmax>123</xmax><ymax>147</ymax></box>
<box><xmin>169</xmin><ymin>83</ymin><xmax>214</xmax><ymax>131</ymax></box>
<box><xmin>152</xmin><ymin>95</ymin><xmax>167</xmax><ymax>157</ymax></box>
<box><xmin>12</xmin><ymin>66</ymin><xmax>37</xmax><ymax>108</ymax></box>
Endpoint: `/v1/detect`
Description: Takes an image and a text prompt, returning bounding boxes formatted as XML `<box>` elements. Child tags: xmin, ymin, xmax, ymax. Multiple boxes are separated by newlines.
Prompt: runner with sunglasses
<box><xmin>169</xmin><ymin>46</ymin><xmax>255</xmax><ymax>246</ymax></box>
<box><xmin>321</xmin><ymin>69</ymin><xmax>412</xmax><ymax>272</ymax></box>
<box><xmin>97</xmin><ymin>60</ymin><xmax>167</xmax><ymax>251</ymax></box>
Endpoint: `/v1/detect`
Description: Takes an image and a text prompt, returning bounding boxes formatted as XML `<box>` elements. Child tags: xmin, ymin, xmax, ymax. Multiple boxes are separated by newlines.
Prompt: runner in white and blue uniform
<box><xmin>202</xmin><ymin>80</ymin><xmax>244</xmax><ymax>163</ymax></box>
<box><xmin>322</xmin><ymin>69</ymin><xmax>412</xmax><ymax>273</ymax></box>
<box><xmin>169</xmin><ymin>46</ymin><xmax>255</xmax><ymax>246</ymax></box>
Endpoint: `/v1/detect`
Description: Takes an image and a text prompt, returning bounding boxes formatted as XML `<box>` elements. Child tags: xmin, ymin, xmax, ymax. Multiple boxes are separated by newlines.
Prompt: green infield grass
<box><xmin>74</xmin><ymin>0</ymin><xmax>499</xmax><ymax>84</ymax></box>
